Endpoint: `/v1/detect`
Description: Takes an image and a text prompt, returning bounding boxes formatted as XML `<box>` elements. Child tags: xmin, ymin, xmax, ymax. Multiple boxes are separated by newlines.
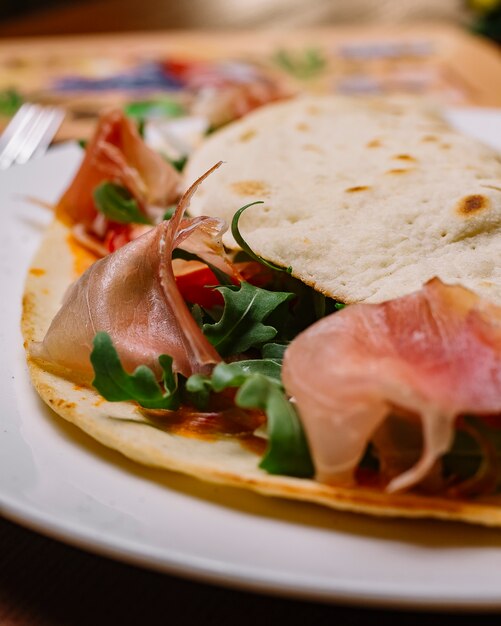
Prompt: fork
<box><xmin>0</xmin><ymin>103</ymin><xmax>65</xmax><ymax>170</ymax></box>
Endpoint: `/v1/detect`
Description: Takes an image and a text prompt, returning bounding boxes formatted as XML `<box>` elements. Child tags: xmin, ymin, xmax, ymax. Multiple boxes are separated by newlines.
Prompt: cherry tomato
<box><xmin>174</xmin><ymin>262</ymin><xmax>224</xmax><ymax>309</ymax></box>
<box><xmin>104</xmin><ymin>223</ymin><xmax>132</xmax><ymax>253</ymax></box>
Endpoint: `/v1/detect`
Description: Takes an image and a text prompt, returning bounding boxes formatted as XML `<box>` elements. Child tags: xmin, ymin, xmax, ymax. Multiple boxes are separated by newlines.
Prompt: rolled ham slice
<box><xmin>57</xmin><ymin>109</ymin><xmax>181</xmax><ymax>226</ymax></box>
<box><xmin>282</xmin><ymin>279</ymin><xmax>501</xmax><ymax>492</ymax></box>
<box><xmin>32</xmin><ymin>165</ymin><xmax>225</xmax><ymax>379</ymax></box>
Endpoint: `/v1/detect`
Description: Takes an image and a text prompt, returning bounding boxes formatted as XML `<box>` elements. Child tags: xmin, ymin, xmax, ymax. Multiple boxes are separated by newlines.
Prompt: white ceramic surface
<box><xmin>1</xmin><ymin>109</ymin><xmax>501</xmax><ymax>610</ymax></box>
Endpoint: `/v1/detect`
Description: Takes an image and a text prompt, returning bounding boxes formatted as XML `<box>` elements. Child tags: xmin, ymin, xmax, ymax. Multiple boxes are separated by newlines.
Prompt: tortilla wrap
<box><xmin>184</xmin><ymin>96</ymin><xmax>501</xmax><ymax>304</ymax></box>
<box><xmin>22</xmin><ymin>218</ymin><xmax>501</xmax><ymax>526</ymax></box>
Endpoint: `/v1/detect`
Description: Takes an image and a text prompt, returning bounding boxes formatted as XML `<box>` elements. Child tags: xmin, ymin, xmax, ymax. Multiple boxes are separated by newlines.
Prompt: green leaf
<box><xmin>232</xmin><ymin>359</ymin><xmax>282</xmax><ymax>381</ymax></box>
<box><xmin>207</xmin><ymin>362</ymin><xmax>246</xmax><ymax>391</ymax></box>
<box><xmin>185</xmin><ymin>374</ymin><xmax>213</xmax><ymax>410</ymax></box>
<box><xmin>274</xmin><ymin>48</ymin><xmax>326</xmax><ymax>80</ymax></box>
<box><xmin>163</xmin><ymin>206</ymin><xmax>176</xmax><ymax>220</ymax></box>
<box><xmin>90</xmin><ymin>332</ymin><xmax>179</xmax><ymax>410</ymax></box>
<box><xmin>0</xmin><ymin>89</ymin><xmax>22</xmax><ymax>116</ymax></box>
<box><xmin>236</xmin><ymin>376</ymin><xmax>314</xmax><ymax>477</ymax></box>
<box><xmin>207</xmin><ymin>359</ymin><xmax>281</xmax><ymax>389</ymax></box>
<box><xmin>186</xmin><ymin>363</ymin><xmax>314</xmax><ymax>478</ymax></box>
<box><xmin>203</xmin><ymin>282</ymin><xmax>294</xmax><ymax>356</ymax></box>
<box><xmin>137</xmin><ymin>117</ymin><xmax>146</xmax><ymax>138</ymax></box>
<box><xmin>93</xmin><ymin>182</ymin><xmax>151</xmax><ymax>225</ymax></box>
<box><xmin>190</xmin><ymin>304</ymin><xmax>204</xmax><ymax>328</ymax></box>
<box><xmin>261</xmin><ymin>342</ymin><xmax>288</xmax><ymax>360</ymax></box>
<box><xmin>231</xmin><ymin>202</ymin><xmax>292</xmax><ymax>274</ymax></box>
<box><xmin>166</xmin><ymin>155</ymin><xmax>188</xmax><ymax>172</ymax></box>
<box><xmin>124</xmin><ymin>99</ymin><xmax>185</xmax><ymax>119</ymax></box>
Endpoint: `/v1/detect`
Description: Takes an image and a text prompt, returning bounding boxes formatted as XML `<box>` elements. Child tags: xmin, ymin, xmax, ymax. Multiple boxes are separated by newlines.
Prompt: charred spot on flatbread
<box><xmin>230</xmin><ymin>180</ymin><xmax>271</xmax><ymax>197</ymax></box>
<box><xmin>29</xmin><ymin>268</ymin><xmax>46</xmax><ymax>277</ymax></box>
<box><xmin>238</xmin><ymin>129</ymin><xmax>256</xmax><ymax>142</ymax></box>
<box><xmin>393</xmin><ymin>154</ymin><xmax>416</xmax><ymax>162</ymax></box>
<box><xmin>457</xmin><ymin>194</ymin><xmax>490</xmax><ymax>217</ymax></box>
<box><xmin>385</xmin><ymin>168</ymin><xmax>412</xmax><ymax>175</ymax></box>
<box><xmin>345</xmin><ymin>186</ymin><xmax>371</xmax><ymax>193</ymax></box>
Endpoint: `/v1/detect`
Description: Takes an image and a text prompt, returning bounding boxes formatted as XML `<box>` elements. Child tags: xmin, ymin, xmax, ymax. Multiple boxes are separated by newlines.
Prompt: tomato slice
<box><xmin>174</xmin><ymin>260</ymin><xmax>223</xmax><ymax>309</ymax></box>
<box><xmin>235</xmin><ymin>261</ymin><xmax>273</xmax><ymax>287</ymax></box>
<box><xmin>104</xmin><ymin>223</ymin><xmax>132</xmax><ymax>253</ymax></box>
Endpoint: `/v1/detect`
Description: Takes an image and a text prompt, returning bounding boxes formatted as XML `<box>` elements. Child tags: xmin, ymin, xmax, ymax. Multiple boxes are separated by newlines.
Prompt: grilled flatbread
<box><xmin>21</xmin><ymin>99</ymin><xmax>501</xmax><ymax>527</ymax></box>
<box><xmin>185</xmin><ymin>96</ymin><xmax>501</xmax><ymax>304</ymax></box>
<box><xmin>22</xmin><ymin>218</ymin><xmax>501</xmax><ymax>527</ymax></box>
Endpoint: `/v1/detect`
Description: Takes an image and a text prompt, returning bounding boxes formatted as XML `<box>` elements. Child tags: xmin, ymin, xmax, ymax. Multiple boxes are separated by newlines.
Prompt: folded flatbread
<box><xmin>22</xmin><ymin>98</ymin><xmax>501</xmax><ymax>527</ymax></box>
<box><xmin>185</xmin><ymin>96</ymin><xmax>501</xmax><ymax>304</ymax></box>
<box><xmin>22</xmin><ymin>218</ymin><xmax>501</xmax><ymax>527</ymax></box>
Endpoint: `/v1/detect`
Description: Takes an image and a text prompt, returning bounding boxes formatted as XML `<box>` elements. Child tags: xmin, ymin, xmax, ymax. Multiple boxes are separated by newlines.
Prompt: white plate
<box><xmin>2</xmin><ymin>108</ymin><xmax>501</xmax><ymax>611</ymax></box>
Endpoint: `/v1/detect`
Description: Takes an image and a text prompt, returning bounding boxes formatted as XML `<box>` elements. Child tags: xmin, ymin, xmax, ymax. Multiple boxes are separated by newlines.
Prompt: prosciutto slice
<box><xmin>32</xmin><ymin>165</ymin><xmax>225</xmax><ymax>379</ymax></box>
<box><xmin>282</xmin><ymin>279</ymin><xmax>501</xmax><ymax>493</ymax></box>
<box><xmin>57</xmin><ymin>109</ymin><xmax>181</xmax><ymax>225</ymax></box>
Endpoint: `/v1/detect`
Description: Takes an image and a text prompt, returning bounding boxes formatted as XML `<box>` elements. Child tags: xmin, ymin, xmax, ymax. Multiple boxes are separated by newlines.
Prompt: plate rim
<box><xmin>4</xmin><ymin>107</ymin><xmax>501</xmax><ymax>610</ymax></box>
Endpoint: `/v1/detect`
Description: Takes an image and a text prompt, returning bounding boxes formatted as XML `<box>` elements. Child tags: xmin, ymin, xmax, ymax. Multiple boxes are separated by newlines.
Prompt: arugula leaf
<box><xmin>184</xmin><ymin>361</ymin><xmax>277</xmax><ymax>409</ymax></box>
<box><xmin>210</xmin><ymin>360</ymin><xmax>282</xmax><ymax>388</ymax></box>
<box><xmin>274</xmin><ymin>48</ymin><xmax>326</xmax><ymax>80</ymax></box>
<box><xmin>137</xmin><ymin>117</ymin><xmax>146</xmax><ymax>138</ymax></box>
<box><xmin>0</xmin><ymin>89</ymin><xmax>22</xmax><ymax>116</ymax></box>
<box><xmin>163</xmin><ymin>206</ymin><xmax>176</xmax><ymax>220</ymax></box>
<box><xmin>186</xmin><ymin>363</ymin><xmax>314</xmax><ymax>477</ymax></box>
<box><xmin>166</xmin><ymin>155</ymin><xmax>188</xmax><ymax>172</ymax></box>
<box><xmin>203</xmin><ymin>282</ymin><xmax>294</xmax><ymax>356</ymax></box>
<box><xmin>231</xmin><ymin>202</ymin><xmax>292</xmax><ymax>274</ymax></box>
<box><xmin>124</xmin><ymin>99</ymin><xmax>185</xmax><ymax>119</ymax></box>
<box><xmin>90</xmin><ymin>332</ymin><xmax>180</xmax><ymax>410</ymax></box>
<box><xmin>237</xmin><ymin>375</ymin><xmax>314</xmax><ymax>477</ymax></box>
<box><xmin>93</xmin><ymin>182</ymin><xmax>151</xmax><ymax>225</ymax></box>
<box><xmin>190</xmin><ymin>303</ymin><xmax>204</xmax><ymax>328</ymax></box>
<box><xmin>184</xmin><ymin>373</ymin><xmax>213</xmax><ymax>409</ymax></box>
<box><xmin>90</xmin><ymin>333</ymin><xmax>312</xmax><ymax>478</ymax></box>
<box><xmin>233</xmin><ymin>359</ymin><xmax>282</xmax><ymax>381</ymax></box>
<box><xmin>262</xmin><ymin>342</ymin><xmax>288</xmax><ymax>360</ymax></box>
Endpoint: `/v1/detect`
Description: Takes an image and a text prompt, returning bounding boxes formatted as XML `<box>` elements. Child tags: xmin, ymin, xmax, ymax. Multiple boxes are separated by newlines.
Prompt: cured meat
<box><xmin>282</xmin><ymin>279</ymin><xmax>501</xmax><ymax>492</ymax></box>
<box><xmin>32</xmin><ymin>165</ymin><xmax>225</xmax><ymax>379</ymax></box>
<box><xmin>57</xmin><ymin>109</ymin><xmax>181</xmax><ymax>225</ymax></box>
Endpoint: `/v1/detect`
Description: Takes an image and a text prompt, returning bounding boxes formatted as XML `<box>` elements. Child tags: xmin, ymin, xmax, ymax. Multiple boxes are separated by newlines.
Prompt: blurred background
<box><xmin>1</xmin><ymin>0</ymin><xmax>500</xmax><ymax>145</ymax></box>
<box><xmin>0</xmin><ymin>0</ymin><xmax>499</xmax><ymax>41</ymax></box>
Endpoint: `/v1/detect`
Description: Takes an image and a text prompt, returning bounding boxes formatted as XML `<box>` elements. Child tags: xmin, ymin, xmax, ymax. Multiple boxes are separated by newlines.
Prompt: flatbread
<box><xmin>184</xmin><ymin>96</ymin><xmax>501</xmax><ymax>304</ymax></box>
<box><xmin>22</xmin><ymin>218</ymin><xmax>501</xmax><ymax>526</ymax></box>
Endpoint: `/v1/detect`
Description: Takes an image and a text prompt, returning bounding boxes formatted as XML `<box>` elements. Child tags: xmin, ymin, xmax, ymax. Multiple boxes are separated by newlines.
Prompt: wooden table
<box><xmin>2</xmin><ymin>25</ymin><xmax>501</xmax><ymax>623</ymax></box>
<box><xmin>1</xmin><ymin>26</ymin><xmax>501</xmax><ymax>141</ymax></box>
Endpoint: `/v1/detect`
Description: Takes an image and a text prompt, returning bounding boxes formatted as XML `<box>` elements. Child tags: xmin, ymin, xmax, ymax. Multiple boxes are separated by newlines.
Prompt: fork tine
<box><xmin>15</xmin><ymin>107</ymin><xmax>65</xmax><ymax>165</ymax></box>
<box><xmin>5</xmin><ymin>106</ymin><xmax>46</xmax><ymax>168</ymax></box>
<box><xmin>0</xmin><ymin>104</ymin><xmax>41</xmax><ymax>169</ymax></box>
<box><xmin>0</xmin><ymin>103</ymin><xmax>34</xmax><ymax>154</ymax></box>
<box><xmin>31</xmin><ymin>108</ymin><xmax>65</xmax><ymax>159</ymax></box>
